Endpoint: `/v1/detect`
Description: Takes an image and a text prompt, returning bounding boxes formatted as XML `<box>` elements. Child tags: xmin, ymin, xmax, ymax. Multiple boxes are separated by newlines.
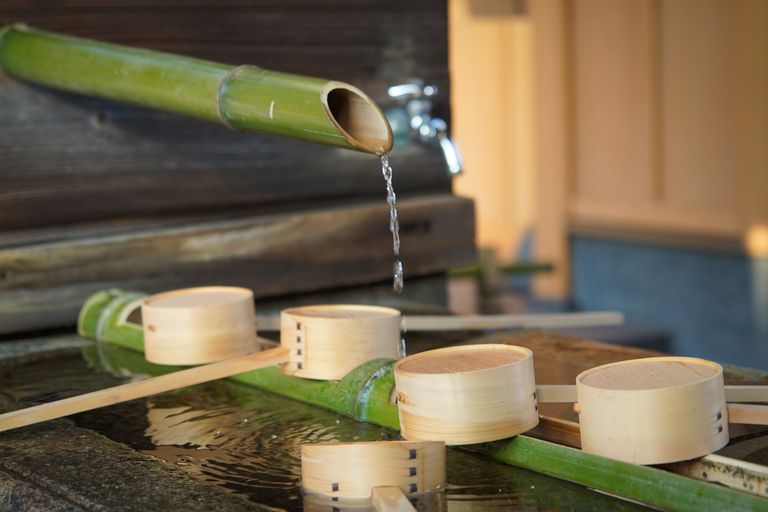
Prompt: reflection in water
<box><xmin>128</xmin><ymin>381</ymin><xmax>649</xmax><ymax>511</ymax></box>
<box><xmin>137</xmin><ymin>384</ymin><xmax>401</xmax><ymax>510</ymax></box>
<box><xmin>0</xmin><ymin>346</ymin><xmax>653</xmax><ymax>511</ymax></box>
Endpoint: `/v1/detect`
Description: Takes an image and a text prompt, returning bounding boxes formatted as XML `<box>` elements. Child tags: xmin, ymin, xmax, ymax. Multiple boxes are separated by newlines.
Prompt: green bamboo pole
<box><xmin>0</xmin><ymin>23</ymin><xmax>393</xmax><ymax>154</ymax></box>
<box><xmin>75</xmin><ymin>289</ymin><xmax>768</xmax><ymax>511</ymax></box>
<box><xmin>76</xmin><ymin>288</ymin><xmax>401</xmax><ymax>428</ymax></box>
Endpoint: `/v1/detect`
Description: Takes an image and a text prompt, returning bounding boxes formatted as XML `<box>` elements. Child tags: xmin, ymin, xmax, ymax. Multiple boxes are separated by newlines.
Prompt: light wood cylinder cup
<box><xmin>280</xmin><ymin>304</ymin><xmax>401</xmax><ymax>380</ymax></box>
<box><xmin>301</xmin><ymin>440</ymin><xmax>445</xmax><ymax>502</ymax></box>
<box><xmin>575</xmin><ymin>356</ymin><xmax>729</xmax><ymax>465</ymax></box>
<box><xmin>141</xmin><ymin>286</ymin><xmax>258</xmax><ymax>365</ymax></box>
<box><xmin>393</xmin><ymin>344</ymin><xmax>539</xmax><ymax>445</ymax></box>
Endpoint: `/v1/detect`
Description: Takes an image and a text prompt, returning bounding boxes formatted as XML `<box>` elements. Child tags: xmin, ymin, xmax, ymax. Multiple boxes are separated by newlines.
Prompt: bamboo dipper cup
<box><xmin>280</xmin><ymin>304</ymin><xmax>401</xmax><ymax>380</ymax></box>
<box><xmin>393</xmin><ymin>344</ymin><xmax>539</xmax><ymax>445</ymax></box>
<box><xmin>301</xmin><ymin>440</ymin><xmax>445</xmax><ymax>512</ymax></box>
<box><xmin>574</xmin><ymin>357</ymin><xmax>729</xmax><ymax>465</ymax></box>
<box><xmin>0</xmin><ymin>299</ymin><xmax>402</xmax><ymax>433</ymax></box>
<box><xmin>141</xmin><ymin>286</ymin><xmax>259</xmax><ymax>365</ymax></box>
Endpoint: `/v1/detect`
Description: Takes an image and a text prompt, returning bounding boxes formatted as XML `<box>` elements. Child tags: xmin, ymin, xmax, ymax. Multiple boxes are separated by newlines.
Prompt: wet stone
<box><xmin>0</xmin><ymin>420</ymin><xmax>276</xmax><ymax>512</ymax></box>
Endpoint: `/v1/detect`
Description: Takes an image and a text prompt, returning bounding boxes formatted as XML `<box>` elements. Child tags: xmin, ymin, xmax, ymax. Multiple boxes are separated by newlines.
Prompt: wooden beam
<box><xmin>0</xmin><ymin>195</ymin><xmax>476</xmax><ymax>334</ymax></box>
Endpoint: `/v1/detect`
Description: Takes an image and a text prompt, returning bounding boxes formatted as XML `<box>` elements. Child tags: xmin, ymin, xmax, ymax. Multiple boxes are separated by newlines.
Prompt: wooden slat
<box><xmin>526</xmin><ymin>415</ymin><xmax>581</xmax><ymax>448</ymax></box>
<box><xmin>727</xmin><ymin>404</ymin><xmax>768</xmax><ymax>425</ymax></box>
<box><xmin>529</xmin><ymin>0</ymin><xmax>571</xmax><ymax>300</ymax></box>
<box><xmin>661</xmin><ymin>0</ymin><xmax>740</xmax><ymax>214</ymax></box>
<box><xmin>0</xmin><ymin>195</ymin><xmax>476</xmax><ymax>334</ymax></box>
<box><xmin>572</xmin><ymin>0</ymin><xmax>659</xmax><ymax>205</ymax></box>
<box><xmin>370</xmin><ymin>487</ymin><xmax>416</xmax><ymax>512</ymax></box>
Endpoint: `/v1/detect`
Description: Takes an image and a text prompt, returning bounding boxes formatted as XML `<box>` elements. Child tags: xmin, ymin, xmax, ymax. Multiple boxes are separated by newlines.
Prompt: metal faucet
<box><xmin>386</xmin><ymin>82</ymin><xmax>463</xmax><ymax>175</ymax></box>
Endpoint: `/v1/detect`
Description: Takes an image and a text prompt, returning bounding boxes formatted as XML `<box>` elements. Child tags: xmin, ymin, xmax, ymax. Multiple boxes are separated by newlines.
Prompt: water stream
<box><xmin>381</xmin><ymin>154</ymin><xmax>403</xmax><ymax>294</ymax></box>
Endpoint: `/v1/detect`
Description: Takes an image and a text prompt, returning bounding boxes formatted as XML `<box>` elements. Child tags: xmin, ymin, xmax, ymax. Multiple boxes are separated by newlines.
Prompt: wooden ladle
<box><xmin>0</xmin><ymin>287</ymin><xmax>401</xmax><ymax>433</ymax></box>
<box><xmin>301</xmin><ymin>440</ymin><xmax>445</xmax><ymax>512</ymax></box>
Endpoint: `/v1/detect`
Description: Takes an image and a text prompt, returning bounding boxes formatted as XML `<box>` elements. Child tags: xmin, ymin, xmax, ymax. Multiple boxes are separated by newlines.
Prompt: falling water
<box><xmin>381</xmin><ymin>153</ymin><xmax>403</xmax><ymax>293</ymax></box>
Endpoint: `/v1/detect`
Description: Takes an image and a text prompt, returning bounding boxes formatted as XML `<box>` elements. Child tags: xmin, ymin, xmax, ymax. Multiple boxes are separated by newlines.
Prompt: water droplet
<box><xmin>398</xmin><ymin>338</ymin><xmax>406</xmax><ymax>358</ymax></box>
<box><xmin>242</xmin><ymin>418</ymin><xmax>248</xmax><ymax>424</ymax></box>
<box><xmin>381</xmin><ymin>154</ymin><xmax>404</xmax><ymax>293</ymax></box>
<box><xmin>393</xmin><ymin>260</ymin><xmax>404</xmax><ymax>294</ymax></box>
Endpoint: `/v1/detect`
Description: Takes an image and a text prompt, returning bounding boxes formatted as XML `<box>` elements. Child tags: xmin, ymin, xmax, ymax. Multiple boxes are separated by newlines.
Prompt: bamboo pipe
<box><xmin>0</xmin><ymin>23</ymin><xmax>393</xmax><ymax>154</ymax></box>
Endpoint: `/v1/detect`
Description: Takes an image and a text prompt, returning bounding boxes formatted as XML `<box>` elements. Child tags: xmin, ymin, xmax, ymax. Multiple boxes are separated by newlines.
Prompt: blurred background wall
<box><xmin>449</xmin><ymin>0</ymin><xmax>768</xmax><ymax>368</ymax></box>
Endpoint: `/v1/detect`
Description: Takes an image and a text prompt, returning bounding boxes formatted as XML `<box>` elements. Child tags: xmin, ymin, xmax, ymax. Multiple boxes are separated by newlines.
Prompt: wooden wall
<box><xmin>532</xmin><ymin>0</ymin><xmax>768</xmax><ymax>299</ymax></box>
<box><xmin>0</xmin><ymin>2</ymin><xmax>476</xmax><ymax>333</ymax></box>
<box><xmin>449</xmin><ymin>0</ymin><xmax>535</xmax><ymax>261</ymax></box>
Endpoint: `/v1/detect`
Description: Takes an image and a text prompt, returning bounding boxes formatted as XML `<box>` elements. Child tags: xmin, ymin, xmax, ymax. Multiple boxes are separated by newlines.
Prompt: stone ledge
<box><xmin>0</xmin><ymin>421</ymin><xmax>277</xmax><ymax>512</ymax></box>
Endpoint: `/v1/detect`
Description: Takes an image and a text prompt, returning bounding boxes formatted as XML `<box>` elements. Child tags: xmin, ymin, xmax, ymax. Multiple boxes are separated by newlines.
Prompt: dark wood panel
<box><xmin>0</xmin><ymin>1</ymin><xmax>452</xmax><ymax>231</ymax></box>
<box><xmin>0</xmin><ymin>0</ymin><xmax>450</xmax><ymax>100</ymax></box>
<box><xmin>0</xmin><ymin>195</ymin><xmax>476</xmax><ymax>333</ymax></box>
<box><xmin>0</xmin><ymin>79</ymin><xmax>452</xmax><ymax>231</ymax></box>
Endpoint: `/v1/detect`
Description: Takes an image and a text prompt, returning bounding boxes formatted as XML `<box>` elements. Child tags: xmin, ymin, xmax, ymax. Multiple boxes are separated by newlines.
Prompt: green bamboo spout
<box><xmin>0</xmin><ymin>23</ymin><xmax>393</xmax><ymax>154</ymax></box>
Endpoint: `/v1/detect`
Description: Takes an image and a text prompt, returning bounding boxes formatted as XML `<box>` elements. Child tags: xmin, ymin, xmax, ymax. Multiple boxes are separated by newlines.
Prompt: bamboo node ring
<box><xmin>215</xmin><ymin>64</ymin><xmax>261</xmax><ymax>133</ymax></box>
<box><xmin>0</xmin><ymin>24</ymin><xmax>25</xmax><ymax>74</ymax></box>
<box><xmin>0</xmin><ymin>23</ymin><xmax>27</xmax><ymax>45</ymax></box>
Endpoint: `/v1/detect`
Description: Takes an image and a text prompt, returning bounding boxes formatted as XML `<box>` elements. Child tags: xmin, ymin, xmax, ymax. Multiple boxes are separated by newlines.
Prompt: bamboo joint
<box><xmin>0</xmin><ymin>24</ymin><xmax>393</xmax><ymax>154</ymax></box>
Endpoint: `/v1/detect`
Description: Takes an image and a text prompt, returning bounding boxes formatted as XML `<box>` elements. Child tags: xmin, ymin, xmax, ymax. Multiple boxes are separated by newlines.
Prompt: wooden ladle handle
<box><xmin>0</xmin><ymin>346</ymin><xmax>290</xmax><ymax>434</ymax></box>
<box><xmin>537</xmin><ymin>385</ymin><xmax>768</xmax><ymax>404</ymax></box>
<box><xmin>727</xmin><ymin>404</ymin><xmax>768</xmax><ymax>425</ymax></box>
<box><xmin>371</xmin><ymin>486</ymin><xmax>416</xmax><ymax>512</ymax></box>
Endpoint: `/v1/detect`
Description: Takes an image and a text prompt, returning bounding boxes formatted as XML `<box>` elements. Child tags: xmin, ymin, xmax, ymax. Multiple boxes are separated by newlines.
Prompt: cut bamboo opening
<box><xmin>0</xmin><ymin>24</ymin><xmax>393</xmax><ymax>154</ymax></box>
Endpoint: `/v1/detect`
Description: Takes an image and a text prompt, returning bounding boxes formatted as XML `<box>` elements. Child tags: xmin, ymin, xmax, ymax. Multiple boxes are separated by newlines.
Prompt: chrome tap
<box><xmin>386</xmin><ymin>82</ymin><xmax>463</xmax><ymax>176</ymax></box>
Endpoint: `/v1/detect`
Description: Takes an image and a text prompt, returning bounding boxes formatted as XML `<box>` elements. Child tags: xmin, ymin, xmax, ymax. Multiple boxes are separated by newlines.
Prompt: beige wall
<box><xmin>533</xmin><ymin>0</ymin><xmax>768</xmax><ymax>299</ymax></box>
<box><xmin>449</xmin><ymin>0</ymin><xmax>536</xmax><ymax>262</ymax></box>
<box><xmin>451</xmin><ymin>0</ymin><xmax>768</xmax><ymax>299</ymax></box>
